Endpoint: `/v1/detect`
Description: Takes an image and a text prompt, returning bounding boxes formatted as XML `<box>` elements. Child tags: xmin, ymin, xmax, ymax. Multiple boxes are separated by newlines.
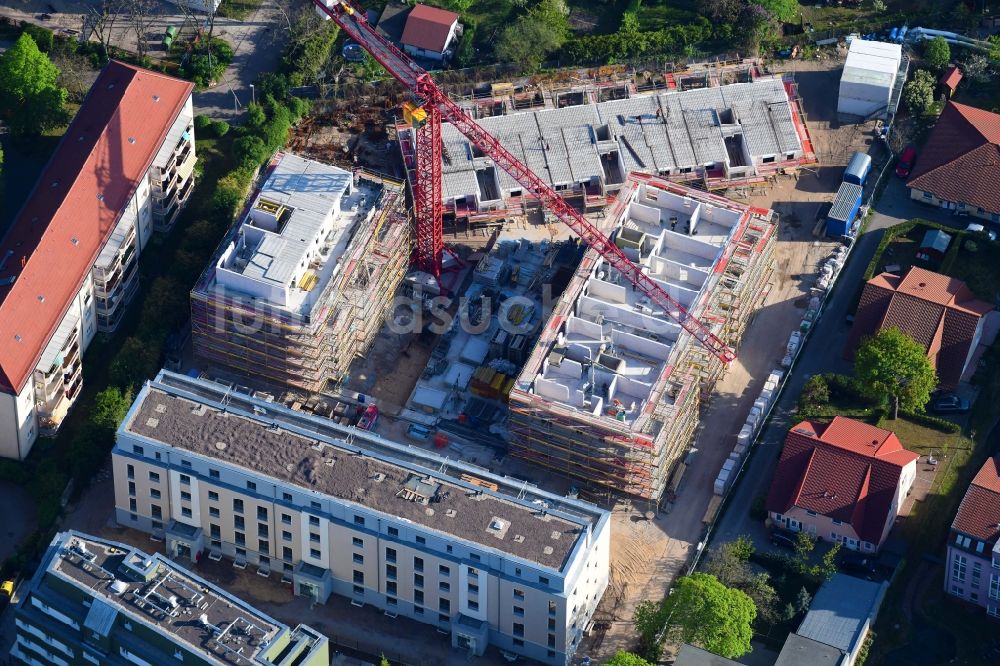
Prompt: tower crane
<box><xmin>310</xmin><ymin>0</ymin><xmax>736</xmax><ymax>364</ymax></box>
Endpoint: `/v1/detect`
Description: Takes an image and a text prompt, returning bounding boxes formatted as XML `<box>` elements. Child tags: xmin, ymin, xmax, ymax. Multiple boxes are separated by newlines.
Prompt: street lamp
<box><xmin>250</xmin><ymin>84</ymin><xmax>255</xmax><ymax>106</ymax></box>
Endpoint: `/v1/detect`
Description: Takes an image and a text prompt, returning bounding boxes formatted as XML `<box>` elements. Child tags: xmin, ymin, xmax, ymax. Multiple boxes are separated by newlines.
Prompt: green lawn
<box><xmin>217</xmin><ymin>0</ymin><xmax>265</xmax><ymax>20</ymax></box>
<box><xmin>634</xmin><ymin>0</ymin><xmax>700</xmax><ymax>32</ymax></box>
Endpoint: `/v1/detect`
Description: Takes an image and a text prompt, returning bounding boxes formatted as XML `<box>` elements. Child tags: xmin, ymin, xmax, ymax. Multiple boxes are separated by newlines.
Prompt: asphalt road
<box><xmin>709</xmin><ymin>167</ymin><xmax>966</xmax><ymax>552</ymax></box>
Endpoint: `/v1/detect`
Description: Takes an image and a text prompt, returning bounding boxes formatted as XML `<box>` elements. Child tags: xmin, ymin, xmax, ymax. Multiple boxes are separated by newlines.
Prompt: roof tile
<box><xmin>951</xmin><ymin>455</ymin><xmax>1000</xmax><ymax>543</ymax></box>
<box><xmin>400</xmin><ymin>4</ymin><xmax>459</xmax><ymax>53</ymax></box>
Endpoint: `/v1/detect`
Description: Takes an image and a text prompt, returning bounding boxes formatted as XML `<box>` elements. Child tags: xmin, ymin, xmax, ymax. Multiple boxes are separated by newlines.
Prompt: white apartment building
<box><xmin>0</xmin><ymin>61</ymin><xmax>195</xmax><ymax>459</ymax></box>
<box><xmin>112</xmin><ymin>370</ymin><xmax>611</xmax><ymax>665</ymax></box>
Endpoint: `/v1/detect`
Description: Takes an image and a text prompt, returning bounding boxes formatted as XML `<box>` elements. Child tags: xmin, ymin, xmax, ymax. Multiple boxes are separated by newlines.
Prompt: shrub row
<box><xmin>560</xmin><ymin>19</ymin><xmax>712</xmax><ymax>66</ymax></box>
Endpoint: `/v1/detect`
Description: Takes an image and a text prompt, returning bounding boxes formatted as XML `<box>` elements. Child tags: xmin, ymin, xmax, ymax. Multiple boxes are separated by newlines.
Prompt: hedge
<box><xmin>897</xmin><ymin>409</ymin><xmax>962</xmax><ymax>433</ymax></box>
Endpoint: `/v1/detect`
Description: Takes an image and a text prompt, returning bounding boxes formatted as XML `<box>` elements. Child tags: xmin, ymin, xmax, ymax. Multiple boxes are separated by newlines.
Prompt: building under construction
<box><xmin>508</xmin><ymin>174</ymin><xmax>776</xmax><ymax>501</ymax></box>
<box><xmin>191</xmin><ymin>153</ymin><xmax>409</xmax><ymax>393</ymax></box>
<box><xmin>399</xmin><ymin>64</ymin><xmax>815</xmax><ymax>222</ymax></box>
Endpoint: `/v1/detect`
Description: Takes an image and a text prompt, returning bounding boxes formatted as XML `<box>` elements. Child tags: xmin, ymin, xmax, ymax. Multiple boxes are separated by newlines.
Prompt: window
<box><xmin>208</xmin><ymin>491</ymin><xmax>219</xmax><ymax>501</ymax></box>
<box><xmin>953</xmin><ymin>554</ymin><xmax>968</xmax><ymax>583</ymax></box>
<box><xmin>386</xmin><ymin>547</ymin><xmax>397</xmax><ymax>563</ymax></box>
<box><xmin>387</xmin><ymin>596</ymin><xmax>397</xmax><ymax>606</ymax></box>
<box><xmin>311</xmin><ymin>533</ymin><xmax>321</xmax><ymax>544</ymax></box>
<box><xmin>515</xmin><ymin>568</ymin><xmax>522</xmax><ymax>577</ymax></box>
<box><xmin>416</xmin><ymin>536</ymin><xmax>426</xmax><ymax>545</ymax></box>
<box><xmin>310</xmin><ymin>548</ymin><xmax>321</xmax><ymax>559</ymax></box>
<box><xmin>439</xmin><ymin>613</ymin><xmax>449</xmax><ymax>624</ymax></box>
<box><xmin>246</xmin><ymin>481</ymin><xmax>256</xmax><ymax>492</ymax></box>
<box><xmin>128</xmin><ymin>482</ymin><xmax>136</xmax><ymax>496</ymax></box>
<box><xmin>209</xmin><ymin>469</ymin><xmax>219</xmax><ymax>479</ymax></box>
<box><xmin>127</xmin><ymin>464</ymin><xmax>135</xmax><ymax>479</ymax></box>
<box><xmin>513</xmin><ymin>623</ymin><xmax>524</xmax><ymax>637</ymax></box>
<box><xmin>805</xmin><ymin>510</ymin><xmax>817</xmax><ymax>516</ymax></box>
<box><xmin>414</xmin><ymin>573</ymin><xmax>424</xmax><ymax>588</ymax></box>
<box><xmin>283</xmin><ymin>547</ymin><xmax>292</xmax><ymax>562</ymax></box>
<box><xmin>832</xmin><ymin>518</ymin><xmax>843</xmax><ymax>525</ymax></box>
<box><xmin>180</xmin><ymin>491</ymin><xmax>191</xmax><ymax>502</ymax></box>
<box><xmin>415</xmin><ymin>606</ymin><xmax>424</xmax><ymax>615</ymax></box>
<box><xmin>282</xmin><ymin>492</ymin><xmax>292</xmax><ymax>502</ymax></box>
<box><xmin>181</xmin><ymin>507</ymin><xmax>192</xmax><ymax>518</ymax></box>
<box><xmin>990</xmin><ymin>574</ymin><xmax>1000</xmax><ymax>601</ymax></box>
<box><xmin>388</xmin><ymin>526</ymin><xmax>399</xmax><ymax>538</ymax></box>
<box><xmin>180</xmin><ymin>474</ymin><xmax>191</xmax><ymax>486</ymax></box>
<box><xmin>353</xmin><ymin>585</ymin><xmax>364</xmax><ymax>596</ymax></box>
<box><xmin>257</xmin><ymin>507</ymin><xmax>268</xmax><ymax>521</ymax></box>
<box><xmin>209</xmin><ymin>507</ymin><xmax>220</xmax><ymax>518</ymax></box>
<box><xmin>977</xmin><ymin>541</ymin><xmax>986</xmax><ymax>554</ymax></box>
<box><xmin>258</xmin><ymin>540</ymin><xmax>269</xmax><ymax>554</ymax></box>
<box><xmin>439</xmin><ymin>565</ymin><xmax>450</xmax><ymax>576</ymax></box>
<box><xmin>311</xmin><ymin>501</ymin><xmax>321</xmax><ymax>510</ymax></box>
<box><xmin>468</xmin><ymin>583</ymin><xmax>479</xmax><ymax>595</ymax></box>
<box><xmin>539</xmin><ymin>576</ymin><xmax>550</xmax><ymax>586</ymax></box>
<box><xmin>309</xmin><ymin>515</ymin><xmax>319</xmax><ymax>527</ymax></box>
<box><xmin>133</xmin><ymin>445</ymin><xmax>144</xmax><ymax>456</ymax></box>
<box><xmin>258</xmin><ymin>524</ymin><xmax>268</xmax><ymax>538</ymax></box>
<box><xmin>470</xmin><ymin>553</ymin><xmax>480</xmax><ymax>562</ymax></box>
<box><xmin>353</xmin><ymin>553</ymin><xmax>364</xmax><ymax>564</ymax></box>
<box><xmin>439</xmin><ymin>599</ymin><xmax>450</xmax><ymax>613</ymax></box>
<box><xmin>151</xmin><ymin>505</ymin><xmax>162</xmax><ymax>519</ymax></box>
<box><xmin>990</xmin><ymin>606</ymin><xmax>1000</xmax><ymax>618</ymax></box>
<box><xmin>233</xmin><ymin>499</ymin><xmax>244</xmax><ymax>514</ymax></box>
<box><xmin>354</xmin><ymin>570</ymin><xmax>364</xmax><ymax>584</ymax></box>
<box><xmin>210</xmin><ymin>524</ymin><xmax>221</xmax><ymax>538</ymax></box>
<box><xmin>952</xmin><ymin>585</ymin><xmax>964</xmax><ymax>596</ymax></box>
<box><xmin>354</xmin><ymin>515</ymin><xmax>365</xmax><ymax>526</ymax></box>
<box><xmin>415</xmin><ymin>590</ymin><xmax>424</xmax><ymax>605</ymax></box>
<box><xmin>181</xmin><ymin>459</ymin><xmax>192</xmax><ymax>468</ymax></box>
<box><xmin>387</xmin><ymin>581</ymin><xmax>397</xmax><ymax>596</ymax></box>
<box><xmin>386</xmin><ymin>565</ymin><xmax>397</xmax><ymax>580</ymax></box>
<box><xmin>353</xmin><ymin>537</ymin><xmax>364</xmax><ymax>547</ymax></box>
<box><xmin>446</xmin><ymin>545</ymin><xmax>453</xmax><ymax>554</ymax></box>
<box><xmin>148</xmin><ymin>471</ymin><xmax>160</xmax><ymax>483</ymax></box>
<box><xmin>282</xmin><ymin>530</ymin><xmax>292</xmax><ymax>542</ymax></box>
<box><xmin>235</xmin><ymin>532</ymin><xmax>246</xmax><ymax>546</ymax></box>
<box><xmin>152</xmin><ymin>521</ymin><xmax>163</xmax><ymax>531</ymax></box>
<box><xmin>414</xmin><ymin>557</ymin><xmax>424</xmax><ymax>572</ymax></box>
<box><xmin>548</xmin><ymin>618</ymin><xmax>556</xmax><ymax>631</ymax></box>
<box><xmin>235</xmin><ymin>516</ymin><xmax>245</xmax><ymax>530</ymax></box>
<box><xmin>440</xmin><ymin>581</ymin><xmax>450</xmax><ymax>593</ymax></box>
<box><xmin>548</xmin><ymin>601</ymin><xmax>557</xmax><ymax>616</ymax></box>
<box><xmin>468</xmin><ymin>567</ymin><xmax>479</xmax><ymax>579</ymax></box>
<box><xmin>236</xmin><ymin>547</ymin><xmax>247</xmax><ymax>558</ymax></box>
<box><xmin>129</xmin><ymin>498</ymin><xmax>137</xmax><ymax>512</ymax></box>
<box><xmin>468</xmin><ymin>600</ymin><xmax>479</xmax><ymax>611</ymax></box>
<box><xmin>281</xmin><ymin>513</ymin><xmax>292</xmax><ymax>525</ymax></box>
<box><xmin>548</xmin><ymin>634</ymin><xmax>556</xmax><ymax>648</ymax></box>
<box><xmin>513</xmin><ymin>606</ymin><xmax>524</xmax><ymax>617</ymax></box>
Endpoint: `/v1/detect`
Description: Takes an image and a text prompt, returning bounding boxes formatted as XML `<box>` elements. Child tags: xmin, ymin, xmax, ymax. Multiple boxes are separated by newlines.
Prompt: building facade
<box><xmin>13</xmin><ymin>530</ymin><xmax>328</xmax><ymax>666</ymax></box>
<box><xmin>509</xmin><ymin>175</ymin><xmax>776</xmax><ymax>501</ymax></box>
<box><xmin>767</xmin><ymin>417</ymin><xmax>918</xmax><ymax>553</ymax></box>
<box><xmin>944</xmin><ymin>455</ymin><xmax>1000</xmax><ymax>615</ymax></box>
<box><xmin>0</xmin><ymin>61</ymin><xmax>195</xmax><ymax>460</ymax></box>
<box><xmin>111</xmin><ymin>370</ymin><xmax>611</xmax><ymax>664</ymax></box>
<box><xmin>190</xmin><ymin>154</ymin><xmax>409</xmax><ymax>393</ymax></box>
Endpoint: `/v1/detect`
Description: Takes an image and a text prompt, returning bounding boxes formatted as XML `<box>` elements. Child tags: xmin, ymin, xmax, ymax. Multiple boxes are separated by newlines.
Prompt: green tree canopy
<box><xmin>924</xmin><ymin>36</ymin><xmax>951</xmax><ymax>71</ymax></box>
<box><xmin>634</xmin><ymin>573</ymin><xmax>756</xmax><ymax>660</ymax></box>
<box><xmin>855</xmin><ymin>326</ymin><xmax>937</xmax><ymax>417</ymax></box>
<box><xmin>902</xmin><ymin>69</ymin><xmax>936</xmax><ymax>116</ymax></box>
<box><xmin>604</xmin><ymin>651</ymin><xmax>653</xmax><ymax>666</ymax></box>
<box><xmin>754</xmin><ymin>0</ymin><xmax>799</xmax><ymax>23</ymax></box>
<box><xmin>0</xmin><ymin>33</ymin><xmax>69</xmax><ymax>135</ymax></box>
<box><xmin>495</xmin><ymin>0</ymin><xmax>570</xmax><ymax>71</ymax></box>
<box><xmin>704</xmin><ymin>536</ymin><xmax>780</xmax><ymax>624</ymax></box>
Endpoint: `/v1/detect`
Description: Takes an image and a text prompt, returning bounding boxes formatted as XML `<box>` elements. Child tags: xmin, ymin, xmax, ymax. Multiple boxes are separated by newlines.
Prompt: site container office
<box><xmin>843</xmin><ymin>151</ymin><xmax>872</xmax><ymax>186</ymax></box>
<box><xmin>827</xmin><ymin>182</ymin><xmax>864</xmax><ymax>238</ymax></box>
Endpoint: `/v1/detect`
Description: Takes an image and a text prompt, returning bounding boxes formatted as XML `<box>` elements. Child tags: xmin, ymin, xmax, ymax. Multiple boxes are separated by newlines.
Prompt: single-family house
<box><xmin>790</xmin><ymin>573</ymin><xmax>888</xmax><ymax>666</ymax></box>
<box><xmin>907</xmin><ymin>101</ymin><xmax>1000</xmax><ymax>221</ymax></box>
<box><xmin>844</xmin><ymin>267</ymin><xmax>993</xmax><ymax>389</ymax></box>
<box><xmin>944</xmin><ymin>454</ymin><xmax>1000</xmax><ymax>616</ymax></box>
<box><xmin>767</xmin><ymin>417</ymin><xmax>919</xmax><ymax>553</ymax></box>
<box><xmin>400</xmin><ymin>4</ymin><xmax>461</xmax><ymax>62</ymax></box>
<box><xmin>939</xmin><ymin>65</ymin><xmax>962</xmax><ymax>97</ymax></box>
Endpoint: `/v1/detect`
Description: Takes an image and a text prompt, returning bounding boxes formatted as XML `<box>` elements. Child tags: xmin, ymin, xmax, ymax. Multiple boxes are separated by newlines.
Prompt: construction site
<box><xmin>190</xmin><ymin>152</ymin><xmax>410</xmax><ymax>393</ymax></box>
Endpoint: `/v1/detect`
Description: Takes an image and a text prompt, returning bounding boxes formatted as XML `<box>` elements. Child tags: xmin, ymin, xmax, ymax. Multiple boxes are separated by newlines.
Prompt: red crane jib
<box><xmin>310</xmin><ymin>1</ymin><xmax>736</xmax><ymax>364</ymax></box>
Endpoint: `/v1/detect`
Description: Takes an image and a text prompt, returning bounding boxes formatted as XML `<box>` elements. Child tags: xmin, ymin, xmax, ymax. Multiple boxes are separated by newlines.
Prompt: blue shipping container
<box><xmin>826</xmin><ymin>182</ymin><xmax>864</xmax><ymax>237</ymax></box>
<box><xmin>843</xmin><ymin>151</ymin><xmax>872</xmax><ymax>185</ymax></box>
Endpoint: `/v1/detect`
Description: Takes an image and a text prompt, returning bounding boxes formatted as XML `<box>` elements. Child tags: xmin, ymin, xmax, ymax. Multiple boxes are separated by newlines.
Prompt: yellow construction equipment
<box><xmin>402</xmin><ymin>101</ymin><xmax>427</xmax><ymax>128</ymax></box>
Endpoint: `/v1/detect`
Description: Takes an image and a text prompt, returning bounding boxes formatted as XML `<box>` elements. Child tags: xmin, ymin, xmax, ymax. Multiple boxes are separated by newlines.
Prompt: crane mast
<box><xmin>310</xmin><ymin>0</ymin><xmax>736</xmax><ymax>364</ymax></box>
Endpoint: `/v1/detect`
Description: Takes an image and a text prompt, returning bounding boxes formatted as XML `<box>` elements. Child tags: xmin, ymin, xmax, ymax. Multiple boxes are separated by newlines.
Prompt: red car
<box><xmin>895</xmin><ymin>146</ymin><xmax>916</xmax><ymax>178</ymax></box>
<box><xmin>356</xmin><ymin>404</ymin><xmax>379</xmax><ymax>430</ymax></box>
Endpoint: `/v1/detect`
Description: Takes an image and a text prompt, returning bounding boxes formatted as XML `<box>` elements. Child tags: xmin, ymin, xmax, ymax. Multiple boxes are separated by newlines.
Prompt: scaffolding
<box><xmin>191</xmin><ymin>167</ymin><xmax>410</xmax><ymax>394</ymax></box>
<box><xmin>507</xmin><ymin>175</ymin><xmax>777</xmax><ymax>502</ymax></box>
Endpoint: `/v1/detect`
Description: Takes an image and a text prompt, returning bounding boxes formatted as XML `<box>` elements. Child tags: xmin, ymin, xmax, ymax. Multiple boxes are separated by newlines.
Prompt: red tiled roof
<box><xmin>843</xmin><ymin>267</ymin><xmax>993</xmax><ymax>389</ymax></box>
<box><xmin>400</xmin><ymin>4</ymin><xmax>459</xmax><ymax>53</ymax></box>
<box><xmin>0</xmin><ymin>61</ymin><xmax>193</xmax><ymax>393</ymax></box>
<box><xmin>907</xmin><ymin>101</ymin><xmax>1000</xmax><ymax>215</ymax></box>
<box><xmin>951</xmin><ymin>455</ymin><xmax>1000</xmax><ymax>543</ymax></box>
<box><xmin>767</xmin><ymin>416</ymin><xmax>919</xmax><ymax>545</ymax></box>
<box><xmin>940</xmin><ymin>66</ymin><xmax>963</xmax><ymax>91</ymax></box>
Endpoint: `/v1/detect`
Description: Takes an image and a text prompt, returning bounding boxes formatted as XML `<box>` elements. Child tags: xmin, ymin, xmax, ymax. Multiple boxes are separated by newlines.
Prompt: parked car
<box><xmin>930</xmin><ymin>393</ymin><xmax>970</xmax><ymax>414</ymax></box>
<box><xmin>965</xmin><ymin>222</ymin><xmax>997</xmax><ymax>241</ymax></box>
<box><xmin>895</xmin><ymin>146</ymin><xmax>917</xmax><ymax>178</ymax></box>
<box><xmin>771</xmin><ymin>529</ymin><xmax>798</xmax><ymax>550</ymax></box>
<box><xmin>839</xmin><ymin>550</ymin><xmax>878</xmax><ymax>578</ymax></box>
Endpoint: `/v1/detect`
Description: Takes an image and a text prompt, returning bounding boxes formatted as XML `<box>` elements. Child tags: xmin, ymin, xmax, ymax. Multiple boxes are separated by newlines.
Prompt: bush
<box><xmin>212</xmin><ymin>169</ymin><xmax>253</xmax><ymax>217</ymax></box>
<box><xmin>282</xmin><ymin>20</ymin><xmax>339</xmax><ymax>84</ymax></box>
<box><xmin>194</xmin><ymin>114</ymin><xmax>214</xmax><ymax>132</ymax></box>
<box><xmin>898</xmin><ymin>410</ymin><xmax>962</xmax><ymax>433</ymax></box>
<box><xmin>234</xmin><ymin>135</ymin><xmax>270</xmax><ymax>170</ymax></box>
<box><xmin>182</xmin><ymin>38</ymin><xmax>234</xmax><ymax>88</ymax></box>
<box><xmin>800</xmin><ymin>375</ymin><xmax>830</xmax><ymax>406</ymax></box>
<box><xmin>20</xmin><ymin>22</ymin><xmax>53</xmax><ymax>52</ymax></box>
<box><xmin>212</xmin><ymin>119</ymin><xmax>230</xmax><ymax>137</ymax></box>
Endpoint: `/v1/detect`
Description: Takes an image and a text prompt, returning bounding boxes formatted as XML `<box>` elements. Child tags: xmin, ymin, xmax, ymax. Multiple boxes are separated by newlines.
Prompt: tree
<box><xmin>870</xmin><ymin>0</ymin><xmax>887</xmax><ymax>12</ymax></box>
<box><xmin>754</xmin><ymin>0</ymin><xmax>798</xmax><ymax>23</ymax></box>
<box><xmin>0</xmin><ymin>34</ymin><xmax>69</xmax><ymax>136</ymax></box>
<box><xmin>855</xmin><ymin>327</ymin><xmax>937</xmax><ymax>418</ymax></box>
<box><xmin>699</xmin><ymin>0</ymin><xmax>742</xmax><ymax>23</ymax></box>
<box><xmin>924</xmin><ymin>36</ymin><xmax>951</xmax><ymax>71</ymax></box>
<box><xmin>990</xmin><ymin>35</ymin><xmax>1000</xmax><ymax>62</ymax></box>
<box><xmin>800</xmin><ymin>375</ymin><xmax>830</xmax><ymax>407</ymax></box>
<box><xmin>125</xmin><ymin>0</ymin><xmax>157</xmax><ymax>60</ymax></box>
<box><xmin>792</xmin><ymin>531</ymin><xmax>816</xmax><ymax>575</ymax></box>
<box><xmin>819</xmin><ymin>542</ymin><xmax>842</xmax><ymax>580</ymax></box>
<box><xmin>88</xmin><ymin>0</ymin><xmax>127</xmax><ymax>58</ymax></box>
<box><xmin>92</xmin><ymin>386</ymin><xmax>134</xmax><ymax>433</ymax></box>
<box><xmin>902</xmin><ymin>69</ymin><xmax>936</xmax><ymax>116</ymax></box>
<box><xmin>634</xmin><ymin>573</ymin><xmax>756</xmax><ymax>660</ymax></box>
<box><xmin>705</xmin><ymin>537</ymin><xmax>780</xmax><ymax>624</ymax></box>
<box><xmin>495</xmin><ymin>0</ymin><xmax>570</xmax><ymax>71</ymax></box>
<box><xmin>604</xmin><ymin>652</ymin><xmax>652</xmax><ymax>666</ymax></box>
<box><xmin>795</xmin><ymin>586</ymin><xmax>812</xmax><ymax>613</ymax></box>
<box><xmin>963</xmin><ymin>54</ymin><xmax>993</xmax><ymax>84</ymax></box>
<box><xmin>737</xmin><ymin>4</ymin><xmax>779</xmax><ymax>54</ymax></box>
<box><xmin>109</xmin><ymin>337</ymin><xmax>160</xmax><ymax>390</ymax></box>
